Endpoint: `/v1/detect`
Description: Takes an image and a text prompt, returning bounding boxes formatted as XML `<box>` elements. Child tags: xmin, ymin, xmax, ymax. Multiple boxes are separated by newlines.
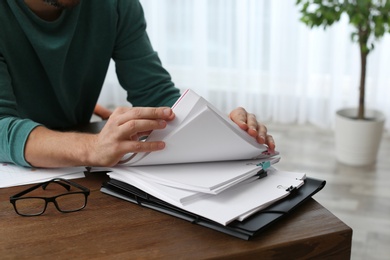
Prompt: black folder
<box><xmin>101</xmin><ymin>177</ymin><xmax>326</xmax><ymax>240</ymax></box>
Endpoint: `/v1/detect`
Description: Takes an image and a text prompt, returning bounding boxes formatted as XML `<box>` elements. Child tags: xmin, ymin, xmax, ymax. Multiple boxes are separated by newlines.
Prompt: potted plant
<box><xmin>296</xmin><ymin>0</ymin><xmax>390</xmax><ymax>166</ymax></box>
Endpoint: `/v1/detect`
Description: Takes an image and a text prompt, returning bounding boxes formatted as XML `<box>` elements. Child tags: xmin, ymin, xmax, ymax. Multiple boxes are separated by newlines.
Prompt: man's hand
<box><xmin>229</xmin><ymin>107</ymin><xmax>275</xmax><ymax>152</ymax></box>
<box><xmin>93</xmin><ymin>104</ymin><xmax>112</xmax><ymax>120</ymax></box>
<box><xmin>25</xmin><ymin>107</ymin><xmax>175</xmax><ymax>168</ymax></box>
<box><xmin>88</xmin><ymin>107</ymin><xmax>175</xmax><ymax>166</ymax></box>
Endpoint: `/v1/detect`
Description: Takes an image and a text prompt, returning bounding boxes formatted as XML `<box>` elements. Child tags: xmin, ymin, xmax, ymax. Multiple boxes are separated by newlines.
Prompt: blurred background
<box><xmin>99</xmin><ymin>0</ymin><xmax>390</xmax><ymax>131</ymax></box>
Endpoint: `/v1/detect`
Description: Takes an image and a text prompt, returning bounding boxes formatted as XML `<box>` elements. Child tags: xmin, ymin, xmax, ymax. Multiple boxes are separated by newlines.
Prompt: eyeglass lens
<box><xmin>14</xmin><ymin>198</ymin><xmax>46</xmax><ymax>216</ymax></box>
<box><xmin>14</xmin><ymin>193</ymin><xmax>86</xmax><ymax>216</ymax></box>
<box><xmin>55</xmin><ymin>193</ymin><xmax>86</xmax><ymax>212</ymax></box>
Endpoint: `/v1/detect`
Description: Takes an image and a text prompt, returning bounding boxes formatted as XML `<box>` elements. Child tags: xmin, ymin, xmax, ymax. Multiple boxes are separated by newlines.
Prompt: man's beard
<box><xmin>43</xmin><ymin>0</ymin><xmax>80</xmax><ymax>9</ymax></box>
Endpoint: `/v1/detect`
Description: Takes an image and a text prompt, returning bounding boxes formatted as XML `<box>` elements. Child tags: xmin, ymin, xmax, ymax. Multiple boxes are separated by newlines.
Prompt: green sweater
<box><xmin>0</xmin><ymin>0</ymin><xmax>181</xmax><ymax>166</ymax></box>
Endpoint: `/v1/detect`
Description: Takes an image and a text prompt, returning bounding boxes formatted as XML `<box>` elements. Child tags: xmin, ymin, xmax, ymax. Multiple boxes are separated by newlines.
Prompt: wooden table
<box><xmin>0</xmin><ymin>172</ymin><xmax>352</xmax><ymax>259</ymax></box>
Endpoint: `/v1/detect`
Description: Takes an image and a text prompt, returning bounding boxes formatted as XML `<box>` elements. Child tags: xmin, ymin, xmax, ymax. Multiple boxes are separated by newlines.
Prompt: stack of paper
<box><xmin>119</xmin><ymin>89</ymin><xmax>273</xmax><ymax>166</ymax></box>
<box><xmin>107</xmin><ymin>166</ymin><xmax>305</xmax><ymax>225</ymax></box>
<box><xmin>109</xmin><ymin>156</ymin><xmax>280</xmax><ymax>203</ymax></box>
<box><xmin>0</xmin><ymin>163</ymin><xmax>85</xmax><ymax>188</ymax></box>
<box><xmin>101</xmin><ymin>89</ymin><xmax>308</xmax><ymax>226</ymax></box>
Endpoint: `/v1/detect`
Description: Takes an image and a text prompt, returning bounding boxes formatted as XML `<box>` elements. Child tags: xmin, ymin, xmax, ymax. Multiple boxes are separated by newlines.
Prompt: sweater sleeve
<box><xmin>0</xmin><ymin>54</ymin><xmax>40</xmax><ymax>167</ymax></box>
<box><xmin>112</xmin><ymin>0</ymin><xmax>181</xmax><ymax>107</ymax></box>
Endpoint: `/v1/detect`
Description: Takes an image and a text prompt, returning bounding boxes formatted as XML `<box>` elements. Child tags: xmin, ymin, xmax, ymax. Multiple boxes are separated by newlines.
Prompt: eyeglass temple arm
<box><xmin>42</xmin><ymin>180</ymin><xmax>70</xmax><ymax>191</ymax></box>
<box><xmin>10</xmin><ymin>178</ymin><xmax>90</xmax><ymax>200</ymax></box>
<box><xmin>54</xmin><ymin>178</ymin><xmax>90</xmax><ymax>192</ymax></box>
<box><xmin>10</xmin><ymin>179</ymin><xmax>70</xmax><ymax>199</ymax></box>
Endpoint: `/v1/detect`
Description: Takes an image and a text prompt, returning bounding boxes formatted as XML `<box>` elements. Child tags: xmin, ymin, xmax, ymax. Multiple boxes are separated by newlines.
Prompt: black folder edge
<box><xmin>100</xmin><ymin>177</ymin><xmax>326</xmax><ymax>240</ymax></box>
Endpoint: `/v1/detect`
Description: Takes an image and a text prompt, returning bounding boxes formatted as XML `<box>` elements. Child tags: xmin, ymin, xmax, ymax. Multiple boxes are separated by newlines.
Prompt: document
<box><xmin>102</xmin><ymin>176</ymin><xmax>326</xmax><ymax>240</ymax></box>
<box><xmin>100</xmin><ymin>89</ymin><xmax>315</xmax><ymax>229</ymax></box>
<box><xmin>107</xmin><ymin>167</ymin><xmax>306</xmax><ymax>225</ymax></box>
<box><xmin>111</xmin><ymin>157</ymin><xmax>279</xmax><ymax>194</ymax></box>
<box><xmin>0</xmin><ymin>163</ymin><xmax>85</xmax><ymax>188</ymax></box>
<box><xmin>119</xmin><ymin>89</ymin><xmax>273</xmax><ymax>166</ymax></box>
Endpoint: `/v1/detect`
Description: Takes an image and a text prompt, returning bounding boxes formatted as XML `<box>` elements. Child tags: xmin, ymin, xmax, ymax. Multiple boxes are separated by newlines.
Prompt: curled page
<box><xmin>119</xmin><ymin>89</ymin><xmax>274</xmax><ymax>166</ymax></box>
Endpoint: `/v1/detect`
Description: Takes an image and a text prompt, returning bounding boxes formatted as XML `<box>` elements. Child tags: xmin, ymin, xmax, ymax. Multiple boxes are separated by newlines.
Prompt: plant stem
<box><xmin>358</xmin><ymin>27</ymin><xmax>368</xmax><ymax>120</ymax></box>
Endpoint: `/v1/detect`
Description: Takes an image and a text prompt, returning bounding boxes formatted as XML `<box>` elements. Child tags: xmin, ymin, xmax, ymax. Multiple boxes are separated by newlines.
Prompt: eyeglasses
<box><xmin>10</xmin><ymin>178</ymin><xmax>90</xmax><ymax>216</ymax></box>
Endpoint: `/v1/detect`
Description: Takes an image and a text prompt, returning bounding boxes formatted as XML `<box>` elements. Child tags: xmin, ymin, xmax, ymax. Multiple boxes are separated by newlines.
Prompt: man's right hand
<box><xmin>88</xmin><ymin>106</ymin><xmax>175</xmax><ymax>166</ymax></box>
<box><xmin>24</xmin><ymin>107</ymin><xmax>175</xmax><ymax>168</ymax></box>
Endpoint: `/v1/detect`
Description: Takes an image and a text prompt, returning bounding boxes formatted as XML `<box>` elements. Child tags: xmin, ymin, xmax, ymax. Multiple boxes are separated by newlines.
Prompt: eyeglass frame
<box><xmin>10</xmin><ymin>178</ymin><xmax>90</xmax><ymax>217</ymax></box>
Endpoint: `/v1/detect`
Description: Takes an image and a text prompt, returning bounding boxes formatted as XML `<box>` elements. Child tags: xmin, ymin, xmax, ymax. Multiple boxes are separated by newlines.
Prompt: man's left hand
<box><xmin>229</xmin><ymin>107</ymin><xmax>275</xmax><ymax>152</ymax></box>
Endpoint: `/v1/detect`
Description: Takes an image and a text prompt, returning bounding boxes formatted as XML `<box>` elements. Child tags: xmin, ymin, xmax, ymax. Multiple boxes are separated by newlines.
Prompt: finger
<box><xmin>256</xmin><ymin>124</ymin><xmax>268</xmax><ymax>144</ymax></box>
<box><xmin>124</xmin><ymin>140</ymin><xmax>166</xmax><ymax>153</ymax></box>
<box><xmin>130</xmin><ymin>135</ymin><xmax>139</xmax><ymax>141</ymax></box>
<box><xmin>112</xmin><ymin>107</ymin><xmax>174</xmax><ymax>126</ymax></box>
<box><xmin>266</xmin><ymin>135</ymin><xmax>276</xmax><ymax>152</ymax></box>
<box><xmin>118</xmin><ymin>119</ymin><xmax>167</xmax><ymax>139</ymax></box>
<box><xmin>135</xmin><ymin>131</ymin><xmax>153</xmax><ymax>140</ymax></box>
<box><xmin>246</xmin><ymin>114</ymin><xmax>258</xmax><ymax>138</ymax></box>
<box><xmin>129</xmin><ymin>130</ymin><xmax>153</xmax><ymax>141</ymax></box>
<box><xmin>229</xmin><ymin>107</ymin><xmax>249</xmax><ymax>130</ymax></box>
<box><xmin>94</xmin><ymin>104</ymin><xmax>112</xmax><ymax>120</ymax></box>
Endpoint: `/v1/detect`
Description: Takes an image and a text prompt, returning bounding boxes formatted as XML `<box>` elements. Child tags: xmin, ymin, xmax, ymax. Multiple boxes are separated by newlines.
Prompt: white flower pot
<box><xmin>335</xmin><ymin>108</ymin><xmax>385</xmax><ymax>166</ymax></box>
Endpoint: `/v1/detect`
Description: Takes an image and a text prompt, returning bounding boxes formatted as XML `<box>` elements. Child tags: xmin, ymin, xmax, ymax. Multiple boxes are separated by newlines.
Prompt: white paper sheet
<box><xmin>110</xmin><ymin>157</ymin><xmax>279</xmax><ymax>194</ymax></box>
<box><xmin>119</xmin><ymin>89</ymin><xmax>272</xmax><ymax>166</ymax></box>
<box><xmin>108</xmin><ymin>167</ymin><xmax>306</xmax><ymax>225</ymax></box>
<box><xmin>0</xmin><ymin>163</ymin><xmax>86</xmax><ymax>188</ymax></box>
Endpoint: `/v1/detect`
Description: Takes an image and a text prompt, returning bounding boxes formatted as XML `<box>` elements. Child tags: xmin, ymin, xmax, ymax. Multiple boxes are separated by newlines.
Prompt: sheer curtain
<box><xmin>99</xmin><ymin>0</ymin><xmax>390</xmax><ymax>131</ymax></box>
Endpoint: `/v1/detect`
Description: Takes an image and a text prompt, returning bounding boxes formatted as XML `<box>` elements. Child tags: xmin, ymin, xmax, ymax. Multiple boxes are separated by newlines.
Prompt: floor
<box><xmin>265</xmin><ymin>122</ymin><xmax>390</xmax><ymax>260</ymax></box>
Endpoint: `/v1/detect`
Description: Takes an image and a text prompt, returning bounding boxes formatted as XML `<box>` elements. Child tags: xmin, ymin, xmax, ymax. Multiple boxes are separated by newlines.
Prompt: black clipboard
<box><xmin>101</xmin><ymin>177</ymin><xmax>326</xmax><ymax>240</ymax></box>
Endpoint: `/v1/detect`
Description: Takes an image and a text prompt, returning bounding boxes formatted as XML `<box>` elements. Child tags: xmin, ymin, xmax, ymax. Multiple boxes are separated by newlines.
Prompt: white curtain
<box><xmin>99</xmin><ymin>0</ymin><xmax>390</xmax><ymax>131</ymax></box>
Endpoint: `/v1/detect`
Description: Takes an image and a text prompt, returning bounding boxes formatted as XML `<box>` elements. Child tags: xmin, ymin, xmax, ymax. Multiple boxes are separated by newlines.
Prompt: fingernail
<box><xmin>163</xmin><ymin>108</ymin><xmax>171</xmax><ymax>116</ymax></box>
<box><xmin>258</xmin><ymin>135</ymin><xmax>265</xmax><ymax>141</ymax></box>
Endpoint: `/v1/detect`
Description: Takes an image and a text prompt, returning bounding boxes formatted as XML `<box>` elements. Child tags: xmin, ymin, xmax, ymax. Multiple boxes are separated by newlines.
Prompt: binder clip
<box><xmin>254</xmin><ymin>161</ymin><xmax>270</xmax><ymax>179</ymax></box>
<box><xmin>256</xmin><ymin>161</ymin><xmax>271</xmax><ymax>169</ymax></box>
<box><xmin>277</xmin><ymin>185</ymin><xmax>297</xmax><ymax>192</ymax></box>
<box><xmin>286</xmin><ymin>186</ymin><xmax>297</xmax><ymax>192</ymax></box>
<box><xmin>255</xmin><ymin>169</ymin><xmax>268</xmax><ymax>179</ymax></box>
<box><xmin>191</xmin><ymin>216</ymin><xmax>201</xmax><ymax>224</ymax></box>
<box><xmin>135</xmin><ymin>195</ymin><xmax>142</xmax><ymax>205</ymax></box>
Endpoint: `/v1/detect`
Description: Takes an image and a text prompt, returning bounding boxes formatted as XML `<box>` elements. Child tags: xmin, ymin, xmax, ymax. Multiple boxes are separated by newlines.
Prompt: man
<box><xmin>0</xmin><ymin>0</ymin><xmax>275</xmax><ymax>168</ymax></box>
